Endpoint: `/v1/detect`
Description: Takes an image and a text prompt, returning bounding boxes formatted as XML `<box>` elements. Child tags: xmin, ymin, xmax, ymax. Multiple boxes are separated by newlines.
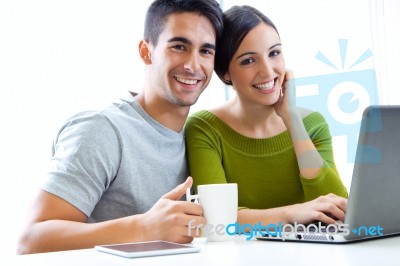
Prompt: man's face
<box><xmin>147</xmin><ymin>12</ymin><xmax>216</xmax><ymax>107</ymax></box>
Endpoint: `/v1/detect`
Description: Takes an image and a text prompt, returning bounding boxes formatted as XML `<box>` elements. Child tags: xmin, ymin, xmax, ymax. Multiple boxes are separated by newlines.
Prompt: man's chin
<box><xmin>168</xmin><ymin>94</ymin><xmax>201</xmax><ymax>107</ymax></box>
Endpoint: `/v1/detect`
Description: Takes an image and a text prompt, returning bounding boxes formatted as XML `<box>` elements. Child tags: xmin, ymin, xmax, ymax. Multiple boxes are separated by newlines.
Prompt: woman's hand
<box><xmin>284</xmin><ymin>193</ymin><xmax>348</xmax><ymax>225</ymax></box>
<box><xmin>274</xmin><ymin>69</ymin><xmax>298</xmax><ymax>125</ymax></box>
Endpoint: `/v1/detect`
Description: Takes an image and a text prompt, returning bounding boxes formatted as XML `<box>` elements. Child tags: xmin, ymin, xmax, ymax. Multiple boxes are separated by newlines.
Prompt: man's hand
<box><xmin>140</xmin><ymin>176</ymin><xmax>206</xmax><ymax>243</ymax></box>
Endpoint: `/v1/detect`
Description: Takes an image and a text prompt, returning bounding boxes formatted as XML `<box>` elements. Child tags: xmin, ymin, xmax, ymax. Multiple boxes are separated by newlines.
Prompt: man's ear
<box><xmin>139</xmin><ymin>39</ymin><xmax>152</xmax><ymax>65</ymax></box>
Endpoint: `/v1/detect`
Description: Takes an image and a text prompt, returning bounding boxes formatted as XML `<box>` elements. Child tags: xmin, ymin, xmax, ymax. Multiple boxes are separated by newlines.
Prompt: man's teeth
<box><xmin>176</xmin><ymin>77</ymin><xmax>198</xmax><ymax>85</ymax></box>
<box><xmin>254</xmin><ymin>80</ymin><xmax>274</xmax><ymax>90</ymax></box>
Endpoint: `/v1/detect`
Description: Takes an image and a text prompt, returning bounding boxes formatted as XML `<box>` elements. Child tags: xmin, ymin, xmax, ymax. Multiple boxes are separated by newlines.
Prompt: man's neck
<box><xmin>134</xmin><ymin>92</ymin><xmax>190</xmax><ymax>132</ymax></box>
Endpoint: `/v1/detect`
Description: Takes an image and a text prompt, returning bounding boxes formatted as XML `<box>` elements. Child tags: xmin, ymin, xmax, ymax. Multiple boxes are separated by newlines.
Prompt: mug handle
<box><xmin>186</xmin><ymin>188</ymin><xmax>199</xmax><ymax>203</ymax></box>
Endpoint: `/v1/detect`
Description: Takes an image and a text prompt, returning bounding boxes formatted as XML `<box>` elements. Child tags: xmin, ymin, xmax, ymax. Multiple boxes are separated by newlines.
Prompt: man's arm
<box><xmin>17</xmin><ymin>177</ymin><xmax>205</xmax><ymax>254</ymax></box>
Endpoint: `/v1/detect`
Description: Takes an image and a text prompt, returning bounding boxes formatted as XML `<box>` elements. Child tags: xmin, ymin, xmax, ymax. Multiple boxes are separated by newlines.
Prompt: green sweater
<box><xmin>185</xmin><ymin>110</ymin><xmax>348</xmax><ymax>210</ymax></box>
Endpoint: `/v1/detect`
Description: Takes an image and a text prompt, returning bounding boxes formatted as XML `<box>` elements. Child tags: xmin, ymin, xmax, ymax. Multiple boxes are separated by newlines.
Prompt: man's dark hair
<box><xmin>215</xmin><ymin>5</ymin><xmax>279</xmax><ymax>85</ymax></box>
<box><xmin>144</xmin><ymin>0</ymin><xmax>223</xmax><ymax>46</ymax></box>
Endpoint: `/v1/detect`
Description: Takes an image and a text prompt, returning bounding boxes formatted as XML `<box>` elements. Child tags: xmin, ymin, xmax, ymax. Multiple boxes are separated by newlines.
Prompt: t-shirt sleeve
<box><xmin>39</xmin><ymin>111</ymin><xmax>121</xmax><ymax>217</ymax></box>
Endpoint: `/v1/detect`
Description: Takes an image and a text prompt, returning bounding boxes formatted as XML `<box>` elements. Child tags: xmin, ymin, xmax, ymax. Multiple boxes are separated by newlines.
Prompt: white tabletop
<box><xmin>13</xmin><ymin>235</ymin><xmax>400</xmax><ymax>266</ymax></box>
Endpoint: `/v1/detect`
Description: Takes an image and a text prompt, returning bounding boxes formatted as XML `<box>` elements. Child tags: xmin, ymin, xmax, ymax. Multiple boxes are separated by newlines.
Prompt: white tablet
<box><xmin>95</xmin><ymin>240</ymin><xmax>201</xmax><ymax>258</ymax></box>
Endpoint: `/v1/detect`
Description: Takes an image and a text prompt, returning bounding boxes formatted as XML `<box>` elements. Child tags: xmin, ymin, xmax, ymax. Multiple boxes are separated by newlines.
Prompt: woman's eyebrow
<box><xmin>236</xmin><ymin>52</ymin><xmax>256</xmax><ymax>60</ymax></box>
<box><xmin>269</xmin><ymin>43</ymin><xmax>282</xmax><ymax>50</ymax></box>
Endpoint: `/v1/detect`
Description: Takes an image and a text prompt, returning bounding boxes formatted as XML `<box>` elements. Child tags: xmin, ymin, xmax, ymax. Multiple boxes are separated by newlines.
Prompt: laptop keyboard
<box><xmin>301</xmin><ymin>221</ymin><xmax>345</xmax><ymax>233</ymax></box>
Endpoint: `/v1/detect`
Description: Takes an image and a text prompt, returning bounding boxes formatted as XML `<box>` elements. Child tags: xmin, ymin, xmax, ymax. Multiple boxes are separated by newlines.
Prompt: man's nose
<box><xmin>184</xmin><ymin>53</ymin><xmax>200</xmax><ymax>73</ymax></box>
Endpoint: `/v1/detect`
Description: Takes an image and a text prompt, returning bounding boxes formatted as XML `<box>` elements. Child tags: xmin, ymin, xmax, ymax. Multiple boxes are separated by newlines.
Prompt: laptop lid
<box><xmin>256</xmin><ymin>105</ymin><xmax>400</xmax><ymax>243</ymax></box>
<box><xmin>344</xmin><ymin>105</ymin><xmax>400</xmax><ymax>241</ymax></box>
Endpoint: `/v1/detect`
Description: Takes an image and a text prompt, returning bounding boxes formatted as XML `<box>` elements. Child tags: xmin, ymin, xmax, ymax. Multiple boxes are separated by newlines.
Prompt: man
<box><xmin>17</xmin><ymin>0</ymin><xmax>223</xmax><ymax>254</ymax></box>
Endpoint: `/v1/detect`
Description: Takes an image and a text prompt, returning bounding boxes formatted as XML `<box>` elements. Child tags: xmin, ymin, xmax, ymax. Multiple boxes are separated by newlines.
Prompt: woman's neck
<box><xmin>211</xmin><ymin>97</ymin><xmax>287</xmax><ymax>139</ymax></box>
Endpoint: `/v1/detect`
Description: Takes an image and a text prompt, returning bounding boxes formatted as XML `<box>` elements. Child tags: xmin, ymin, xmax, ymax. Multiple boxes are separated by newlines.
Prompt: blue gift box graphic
<box><xmin>293</xmin><ymin>40</ymin><xmax>380</xmax><ymax>163</ymax></box>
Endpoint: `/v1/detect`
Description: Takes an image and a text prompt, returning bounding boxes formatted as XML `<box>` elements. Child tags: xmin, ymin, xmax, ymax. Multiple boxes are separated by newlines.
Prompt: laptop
<box><xmin>257</xmin><ymin>105</ymin><xmax>400</xmax><ymax>243</ymax></box>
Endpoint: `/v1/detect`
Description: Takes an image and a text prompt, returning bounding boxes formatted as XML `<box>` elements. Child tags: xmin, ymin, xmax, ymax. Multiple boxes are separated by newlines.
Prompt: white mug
<box><xmin>186</xmin><ymin>183</ymin><xmax>238</xmax><ymax>242</ymax></box>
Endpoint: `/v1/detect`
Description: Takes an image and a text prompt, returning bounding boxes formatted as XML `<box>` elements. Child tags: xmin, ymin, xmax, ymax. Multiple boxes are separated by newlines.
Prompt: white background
<box><xmin>1</xmin><ymin>0</ymin><xmax>399</xmax><ymax>256</ymax></box>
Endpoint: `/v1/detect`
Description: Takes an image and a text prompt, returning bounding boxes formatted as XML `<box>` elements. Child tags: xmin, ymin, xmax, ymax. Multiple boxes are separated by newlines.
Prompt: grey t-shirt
<box><xmin>40</xmin><ymin>93</ymin><xmax>189</xmax><ymax>223</ymax></box>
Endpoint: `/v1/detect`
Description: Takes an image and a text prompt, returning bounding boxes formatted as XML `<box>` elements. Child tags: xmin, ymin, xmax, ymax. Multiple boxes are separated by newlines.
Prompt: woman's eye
<box><xmin>240</xmin><ymin>58</ymin><xmax>255</xmax><ymax>65</ymax></box>
<box><xmin>270</xmin><ymin>50</ymin><xmax>281</xmax><ymax>57</ymax></box>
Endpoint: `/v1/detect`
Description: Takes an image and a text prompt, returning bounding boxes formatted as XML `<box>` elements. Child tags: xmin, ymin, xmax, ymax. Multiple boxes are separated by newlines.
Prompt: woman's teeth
<box><xmin>254</xmin><ymin>80</ymin><xmax>274</xmax><ymax>90</ymax></box>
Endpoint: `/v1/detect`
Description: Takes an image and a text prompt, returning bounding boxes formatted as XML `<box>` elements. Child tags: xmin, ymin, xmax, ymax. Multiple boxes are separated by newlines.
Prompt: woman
<box><xmin>185</xmin><ymin>5</ymin><xmax>348</xmax><ymax>226</ymax></box>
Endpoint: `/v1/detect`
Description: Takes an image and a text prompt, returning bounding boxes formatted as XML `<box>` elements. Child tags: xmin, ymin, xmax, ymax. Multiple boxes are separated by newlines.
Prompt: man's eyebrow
<box><xmin>236</xmin><ymin>43</ymin><xmax>282</xmax><ymax>60</ymax></box>
<box><xmin>167</xmin><ymin>37</ymin><xmax>192</xmax><ymax>45</ymax></box>
<box><xmin>167</xmin><ymin>37</ymin><xmax>216</xmax><ymax>50</ymax></box>
<box><xmin>203</xmin><ymin>43</ymin><xmax>216</xmax><ymax>51</ymax></box>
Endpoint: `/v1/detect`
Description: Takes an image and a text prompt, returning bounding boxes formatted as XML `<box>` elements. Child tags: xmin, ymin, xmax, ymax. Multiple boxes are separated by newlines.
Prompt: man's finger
<box><xmin>162</xmin><ymin>176</ymin><xmax>193</xmax><ymax>201</ymax></box>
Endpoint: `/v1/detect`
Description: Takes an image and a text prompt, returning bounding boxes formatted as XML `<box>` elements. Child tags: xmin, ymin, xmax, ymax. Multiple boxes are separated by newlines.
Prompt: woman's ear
<box><xmin>223</xmin><ymin>73</ymin><xmax>231</xmax><ymax>84</ymax></box>
<box><xmin>139</xmin><ymin>40</ymin><xmax>152</xmax><ymax>65</ymax></box>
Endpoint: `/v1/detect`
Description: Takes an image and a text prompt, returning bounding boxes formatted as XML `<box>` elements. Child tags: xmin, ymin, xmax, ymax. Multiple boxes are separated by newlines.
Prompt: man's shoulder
<box><xmin>59</xmin><ymin>97</ymin><xmax>136</xmax><ymax>136</ymax></box>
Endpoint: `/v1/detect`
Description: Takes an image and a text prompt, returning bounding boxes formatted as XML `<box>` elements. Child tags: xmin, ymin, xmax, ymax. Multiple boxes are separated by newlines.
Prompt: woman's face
<box><xmin>226</xmin><ymin>22</ymin><xmax>285</xmax><ymax>107</ymax></box>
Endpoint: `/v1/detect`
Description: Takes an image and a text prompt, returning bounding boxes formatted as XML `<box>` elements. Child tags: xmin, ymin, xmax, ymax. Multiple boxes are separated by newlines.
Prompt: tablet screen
<box><xmin>95</xmin><ymin>240</ymin><xmax>200</xmax><ymax>258</ymax></box>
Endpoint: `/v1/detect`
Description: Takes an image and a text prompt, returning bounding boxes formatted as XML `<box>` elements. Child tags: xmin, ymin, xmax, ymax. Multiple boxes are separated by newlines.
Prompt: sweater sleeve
<box><xmin>185</xmin><ymin>113</ymin><xmax>228</xmax><ymax>192</ymax></box>
<box><xmin>300</xmin><ymin>113</ymin><xmax>348</xmax><ymax>201</ymax></box>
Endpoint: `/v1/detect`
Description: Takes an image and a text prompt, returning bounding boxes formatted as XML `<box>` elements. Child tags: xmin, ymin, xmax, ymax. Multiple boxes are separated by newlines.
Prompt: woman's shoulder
<box><xmin>185</xmin><ymin>106</ymin><xmax>235</xmax><ymax>137</ymax></box>
<box><xmin>297</xmin><ymin>107</ymin><xmax>330</xmax><ymax>133</ymax></box>
<box><xmin>297</xmin><ymin>106</ymin><xmax>315</xmax><ymax>118</ymax></box>
<box><xmin>189</xmin><ymin>103</ymin><xmax>231</xmax><ymax>122</ymax></box>
<box><xmin>188</xmin><ymin>109</ymin><xmax>216</xmax><ymax>122</ymax></box>
<box><xmin>186</xmin><ymin>109</ymin><xmax>222</xmax><ymax>131</ymax></box>
<box><xmin>297</xmin><ymin>107</ymin><xmax>325</xmax><ymax>120</ymax></box>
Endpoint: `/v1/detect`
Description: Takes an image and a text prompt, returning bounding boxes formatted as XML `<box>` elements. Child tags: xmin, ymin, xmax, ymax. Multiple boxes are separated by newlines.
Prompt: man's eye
<box><xmin>172</xmin><ymin>45</ymin><xmax>185</xmax><ymax>51</ymax></box>
<box><xmin>200</xmin><ymin>49</ymin><xmax>213</xmax><ymax>55</ymax></box>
